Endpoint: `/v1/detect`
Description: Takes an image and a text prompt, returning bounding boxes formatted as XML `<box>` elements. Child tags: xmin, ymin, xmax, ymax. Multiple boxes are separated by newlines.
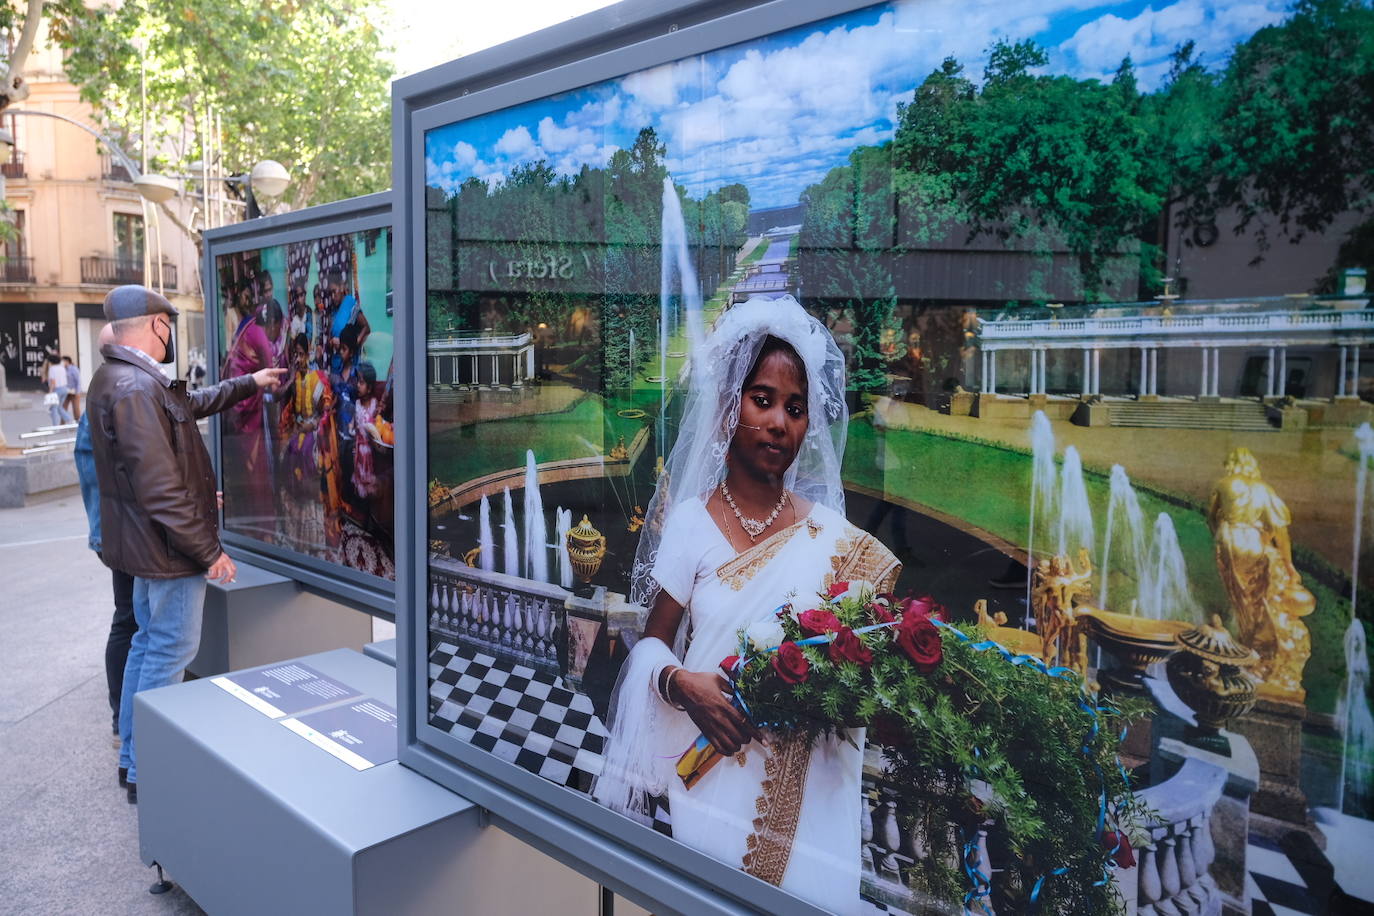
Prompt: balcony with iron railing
<box><xmin>100</xmin><ymin>152</ymin><xmax>134</xmax><ymax>184</ymax></box>
<box><xmin>1</xmin><ymin>150</ymin><xmax>25</xmax><ymax>179</ymax></box>
<box><xmin>0</xmin><ymin>256</ymin><xmax>34</xmax><ymax>283</ymax></box>
<box><xmin>79</xmin><ymin>256</ymin><xmax>177</xmax><ymax>290</ymax></box>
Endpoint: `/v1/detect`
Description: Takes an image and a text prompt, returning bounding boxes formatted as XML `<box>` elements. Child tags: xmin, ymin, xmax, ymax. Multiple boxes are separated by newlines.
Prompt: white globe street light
<box><xmin>133</xmin><ymin>173</ymin><xmax>179</xmax><ymax>204</ymax></box>
<box><xmin>249</xmin><ymin>159</ymin><xmax>290</xmax><ymax>198</ymax></box>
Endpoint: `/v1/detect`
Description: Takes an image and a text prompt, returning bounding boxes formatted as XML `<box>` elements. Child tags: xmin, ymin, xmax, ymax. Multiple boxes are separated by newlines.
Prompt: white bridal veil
<box><xmin>628</xmin><ymin>294</ymin><xmax>850</xmax><ymax>607</ymax></box>
<box><xmin>594</xmin><ymin>295</ymin><xmax>849</xmax><ymax>820</ymax></box>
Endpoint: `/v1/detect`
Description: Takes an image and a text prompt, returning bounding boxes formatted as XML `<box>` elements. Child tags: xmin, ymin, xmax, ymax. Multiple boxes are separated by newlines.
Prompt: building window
<box><xmin>113</xmin><ymin>212</ymin><xmax>144</xmax><ymax>265</ymax></box>
<box><xmin>3</xmin><ymin>209</ymin><xmax>25</xmax><ymax>258</ymax></box>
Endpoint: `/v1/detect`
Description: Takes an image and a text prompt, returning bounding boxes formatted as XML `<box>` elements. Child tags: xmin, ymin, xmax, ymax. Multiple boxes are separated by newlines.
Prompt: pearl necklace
<box><xmin>721</xmin><ymin>480</ymin><xmax>788</xmax><ymax>541</ymax></box>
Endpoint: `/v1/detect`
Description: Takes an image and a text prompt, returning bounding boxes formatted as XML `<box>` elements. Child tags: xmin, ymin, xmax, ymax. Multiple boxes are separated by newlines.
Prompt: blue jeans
<box><xmin>48</xmin><ymin>387</ymin><xmax>74</xmax><ymax>425</ymax></box>
<box><xmin>119</xmin><ymin>574</ymin><xmax>207</xmax><ymax>784</ymax></box>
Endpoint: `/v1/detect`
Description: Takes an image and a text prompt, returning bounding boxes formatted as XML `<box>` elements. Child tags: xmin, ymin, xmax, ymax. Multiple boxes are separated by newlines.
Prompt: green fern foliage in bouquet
<box><xmin>721</xmin><ymin>581</ymin><xmax>1146</xmax><ymax>914</ymax></box>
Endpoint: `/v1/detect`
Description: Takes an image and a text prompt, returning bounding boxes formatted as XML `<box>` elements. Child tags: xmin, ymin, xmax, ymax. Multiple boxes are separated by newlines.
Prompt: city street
<box><xmin>0</xmin><ymin>482</ymin><xmax>204</xmax><ymax>914</ymax></box>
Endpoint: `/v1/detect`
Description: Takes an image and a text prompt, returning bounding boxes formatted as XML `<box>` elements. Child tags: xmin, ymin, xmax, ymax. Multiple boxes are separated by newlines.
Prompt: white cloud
<box><xmin>1058</xmin><ymin>0</ymin><xmax>1287</xmax><ymax>86</ymax></box>
<box><xmin>494</xmin><ymin>125</ymin><xmax>538</xmax><ymax>158</ymax></box>
<box><xmin>537</xmin><ymin>116</ymin><xmax>590</xmax><ymax>153</ymax></box>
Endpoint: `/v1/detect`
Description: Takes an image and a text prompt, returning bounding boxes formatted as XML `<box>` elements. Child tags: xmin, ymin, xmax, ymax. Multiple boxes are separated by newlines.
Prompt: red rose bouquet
<box><xmin>672</xmin><ymin>582</ymin><xmax>1142</xmax><ymax>913</ymax></box>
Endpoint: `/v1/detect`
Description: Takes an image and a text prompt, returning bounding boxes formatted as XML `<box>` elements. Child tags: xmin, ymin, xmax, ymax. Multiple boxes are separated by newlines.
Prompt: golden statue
<box><xmin>609</xmin><ymin>436</ymin><xmax>629</xmax><ymax>461</ymax></box>
<box><xmin>1031</xmin><ymin>549</ymin><xmax>1094</xmax><ymax>675</ymax></box>
<box><xmin>1207</xmin><ymin>447</ymin><xmax>1315</xmax><ymax>700</ymax></box>
<box><xmin>626</xmin><ymin>505</ymin><xmax>645</xmax><ymax>533</ymax></box>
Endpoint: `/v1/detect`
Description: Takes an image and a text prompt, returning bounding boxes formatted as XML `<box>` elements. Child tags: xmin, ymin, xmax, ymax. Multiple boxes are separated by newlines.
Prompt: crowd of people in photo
<box><xmin>220</xmin><ymin>262</ymin><xmax>395</xmax><ymax>569</ymax></box>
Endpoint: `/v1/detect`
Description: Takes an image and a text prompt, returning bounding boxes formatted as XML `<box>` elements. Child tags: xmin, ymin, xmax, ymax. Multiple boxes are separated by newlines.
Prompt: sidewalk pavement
<box><xmin>2</xmin><ymin>393</ymin><xmax>57</xmax><ymax>443</ymax></box>
<box><xmin>0</xmin><ymin>485</ymin><xmax>204</xmax><ymax>915</ymax></box>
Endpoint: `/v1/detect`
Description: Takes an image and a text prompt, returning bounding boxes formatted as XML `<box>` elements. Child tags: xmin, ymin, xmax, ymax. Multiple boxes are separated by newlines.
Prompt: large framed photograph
<box><xmin>204</xmin><ymin>193</ymin><xmax>396</xmax><ymax>613</ymax></box>
<box><xmin>396</xmin><ymin>1</ymin><xmax>1374</xmax><ymax>913</ymax></box>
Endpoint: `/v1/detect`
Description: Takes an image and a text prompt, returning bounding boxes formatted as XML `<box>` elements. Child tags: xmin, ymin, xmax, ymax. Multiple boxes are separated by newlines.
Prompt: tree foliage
<box><xmin>59</xmin><ymin>0</ymin><xmax>393</xmax><ymax>210</ymax></box>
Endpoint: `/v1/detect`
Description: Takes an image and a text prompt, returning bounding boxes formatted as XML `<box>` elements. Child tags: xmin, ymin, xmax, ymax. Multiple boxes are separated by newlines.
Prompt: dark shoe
<box><xmin>118</xmin><ymin>767</ymin><xmax>128</xmax><ymax>788</ymax></box>
<box><xmin>126</xmin><ymin>783</ymin><xmax>137</xmax><ymax>805</ymax></box>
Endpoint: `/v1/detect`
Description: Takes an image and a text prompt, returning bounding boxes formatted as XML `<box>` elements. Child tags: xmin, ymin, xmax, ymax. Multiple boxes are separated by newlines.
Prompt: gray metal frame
<box><xmin>394</xmin><ymin>2</ymin><xmax>884</xmax><ymax>912</ymax></box>
<box><xmin>202</xmin><ymin>191</ymin><xmax>396</xmax><ymax>616</ymax></box>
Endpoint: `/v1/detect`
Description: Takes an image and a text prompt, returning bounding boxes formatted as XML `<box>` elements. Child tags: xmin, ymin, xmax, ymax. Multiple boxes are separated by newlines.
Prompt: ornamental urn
<box><xmin>1166</xmin><ymin>614</ymin><xmax>1262</xmax><ymax>750</ymax></box>
<box><xmin>566</xmin><ymin>514</ymin><xmax>606</xmax><ymax>585</ymax></box>
<box><xmin>1081</xmin><ymin>607</ymin><xmax>1191</xmax><ymax>693</ymax></box>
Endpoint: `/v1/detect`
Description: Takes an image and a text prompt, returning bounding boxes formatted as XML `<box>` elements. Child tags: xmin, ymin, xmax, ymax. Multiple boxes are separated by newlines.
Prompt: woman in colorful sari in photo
<box><xmin>278</xmin><ymin>333</ymin><xmax>333</xmax><ymax>554</ymax></box>
<box><xmin>221</xmin><ymin>283</ymin><xmax>277</xmax><ymax>534</ymax></box>
<box><xmin>595</xmin><ymin>296</ymin><xmax>899</xmax><ymax>915</ymax></box>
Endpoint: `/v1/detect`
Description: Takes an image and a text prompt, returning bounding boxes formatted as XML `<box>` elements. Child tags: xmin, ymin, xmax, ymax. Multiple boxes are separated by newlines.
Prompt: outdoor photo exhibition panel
<box><xmin>397</xmin><ymin>0</ymin><xmax>1374</xmax><ymax>913</ymax></box>
<box><xmin>204</xmin><ymin>192</ymin><xmax>397</xmax><ymax>614</ymax></box>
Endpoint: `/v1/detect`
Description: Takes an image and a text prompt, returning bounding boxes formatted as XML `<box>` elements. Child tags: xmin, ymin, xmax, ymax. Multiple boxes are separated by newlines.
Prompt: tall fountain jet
<box><xmin>556</xmin><ymin>507</ymin><xmax>574</xmax><ymax>589</ymax></box>
<box><xmin>1027</xmin><ymin>411</ymin><xmax>1058</xmax><ymax>626</ymax></box>
<box><xmin>1339</xmin><ymin>619</ymin><xmax>1374</xmax><ymax>813</ymax></box>
<box><xmin>1342</xmin><ymin>422</ymin><xmax>1374</xmax><ymax>812</ymax></box>
<box><xmin>502</xmin><ymin>487</ymin><xmax>519</xmax><ymax>578</ymax></box>
<box><xmin>657</xmin><ymin>176</ymin><xmax>705</xmax><ymax>457</ymax></box>
<box><xmin>1139</xmin><ymin>512</ymin><xmax>1199</xmax><ymax>622</ymax></box>
<box><xmin>524</xmin><ymin>449</ymin><xmax>549</xmax><ymax>583</ymax></box>
<box><xmin>1057</xmin><ymin>446</ymin><xmax>1095</xmax><ymax>564</ymax></box>
<box><xmin>1101</xmin><ymin>464</ymin><xmax>1148</xmax><ymax>610</ymax></box>
<box><xmin>478</xmin><ymin>494</ymin><xmax>495</xmax><ymax>573</ymax></box>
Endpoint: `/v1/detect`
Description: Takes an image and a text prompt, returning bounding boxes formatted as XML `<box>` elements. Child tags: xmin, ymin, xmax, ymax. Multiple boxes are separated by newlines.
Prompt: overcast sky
<box><xmin>384</xmin><ymin>0</ymin><xmax>619</xmax><ymax>79</ymax></box>
<box><xmin>417</xmin><ymin>0</ymin><xmax>1289</xmax><ymax>209</ymax></box>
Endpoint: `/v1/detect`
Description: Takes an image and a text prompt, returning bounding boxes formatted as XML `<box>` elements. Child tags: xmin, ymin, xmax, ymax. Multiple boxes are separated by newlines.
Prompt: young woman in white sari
<box><xmin>595</xmin><ymin>296</ymin><xmax>900</xmax><ymax>914</ymax></box>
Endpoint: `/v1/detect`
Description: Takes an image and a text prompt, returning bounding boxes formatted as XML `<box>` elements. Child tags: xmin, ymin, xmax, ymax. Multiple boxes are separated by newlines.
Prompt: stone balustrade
<box><xmin>860</xmin><ymin>752</ymin><xmax>997</xmax><ymax>914</ymax></box>
<box><xmin>429</xmin><ymin>556</ymin><xmax>569</xmax><ymax>678</ymax></box>
<box><xmin>1132</xmin><ymin>757</ymin><xmax>1227</xmax><ymax>916</ymax></box>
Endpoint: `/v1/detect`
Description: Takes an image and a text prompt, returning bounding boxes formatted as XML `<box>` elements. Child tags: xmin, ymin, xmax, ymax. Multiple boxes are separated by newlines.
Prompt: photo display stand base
<box><xmin>188</xmin><ymin>559</ymin><xmax>374</xmax><ymax>678</ymax></box>
<box><xmin>135</xmin><ymin>648</ymin><xmax>607</xmax><ymax>915</ymax></box>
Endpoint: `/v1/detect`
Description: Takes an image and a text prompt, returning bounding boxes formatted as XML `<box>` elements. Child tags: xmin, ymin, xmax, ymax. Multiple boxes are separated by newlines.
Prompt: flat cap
<box><xmin>103</xmin><ymin>285</ymin><xmax>179</xmax><ymax>321</ymax></box>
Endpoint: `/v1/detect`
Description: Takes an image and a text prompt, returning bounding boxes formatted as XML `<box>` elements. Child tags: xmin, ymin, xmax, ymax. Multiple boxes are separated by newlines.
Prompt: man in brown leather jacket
<box><xmin>87</xmin><ymin>285</ymin><xmax>285</xmax><ymax>803</ymax></box>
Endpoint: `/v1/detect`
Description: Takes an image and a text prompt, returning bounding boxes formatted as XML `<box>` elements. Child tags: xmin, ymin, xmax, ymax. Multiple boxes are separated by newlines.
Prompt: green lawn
<box><xmin>430</xmin><ymin>395</ymin><xmax>649</xmax><ymax>487</ymax></box>
<box><xmin>842</xmin><ymin>417</ymin><xmax>1352</xmax><ymax>714</ymax></box>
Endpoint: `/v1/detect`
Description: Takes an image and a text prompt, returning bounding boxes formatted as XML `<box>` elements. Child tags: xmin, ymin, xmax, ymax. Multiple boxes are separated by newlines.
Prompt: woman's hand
<box><xmin>670</xmin><ymin>669</ymin><xmax>759</xmax><ymax>756</ymax></box>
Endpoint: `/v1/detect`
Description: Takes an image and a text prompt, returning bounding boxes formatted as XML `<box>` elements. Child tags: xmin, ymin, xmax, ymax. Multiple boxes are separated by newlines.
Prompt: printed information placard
<box><xmin>280</xmin><ymin>699</ymin><xmax>399</xmax><ymax>771</ymax></box>
<box><xmin>211</xmin><ymin>662</ymin><xmax>362</xmax><ymax>719</ymax></box>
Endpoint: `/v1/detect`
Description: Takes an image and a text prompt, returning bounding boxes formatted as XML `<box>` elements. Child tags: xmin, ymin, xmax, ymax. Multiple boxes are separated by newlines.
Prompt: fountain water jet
<box><xmin>502</xmin><ymin>487</ymin><xmax>519</xmax><ymax>578</ymax></box>
<box><xmin>1101</xmin><ymin>464</ymin><xmax>1148</xmax><ymax>611</ymax></box>
<box><xmin>1057</xmin><ymin>446</ymin><xmax>1094</xmax><ymax>562</ymax></box>
<box><xmin>1027</xmin><ymin>411</ymin><xmax>1058</xmax><ymax>626</ymax></box>
<box><xmin>524</xmin><ymin>450</ymin><xmax>549</xmax><ymax>583</ymax></box>
<box><xmin>1341</xmin><ymin>423</ymin><xmax>1374</xmax><ymax>813</ymax></box>
<box><xmin>1339</xmin><ymin>619</ymin><xmax>1374</xmax><ymax>813</ymax></box>
<box><xmin>556</xmin><ymin>508</ymin><xmax>573</xmax><ymax>589</ymax></box>
<box><xmin>657</xmin><ymin>176</ymin><xmax>705</xmax><ymax>459</ymax></box>
<box><xmin>478</xmin><ymin>494</ymin><xmax>495</xmax><ymax>573</ymax></box>
<box><xmin>1139</xmin><ymin>512</ymin><xmax>1200</xmax><ymax>622</ymax></box>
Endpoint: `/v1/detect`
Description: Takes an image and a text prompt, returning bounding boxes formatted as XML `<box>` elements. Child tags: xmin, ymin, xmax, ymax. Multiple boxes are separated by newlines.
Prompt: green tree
<box><xmin>1202</xmin><ymin>0</ymin><xmax>1374</xmax><ymax>255</ymax></box>
<box><xmin>60</xmin><ymin>0</ymin><xmax>393</xmax><ymax>210</ymax></box>
<box><xmin>894</xmin><ymin>40</ymin><xmax>1160</xmax><ymax>302</ymax></box>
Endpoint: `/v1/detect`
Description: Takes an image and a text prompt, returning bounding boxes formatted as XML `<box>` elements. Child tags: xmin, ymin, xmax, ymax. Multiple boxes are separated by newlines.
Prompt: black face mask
<box><xmin>155</xmin><ymin>319</ymin><xmax>175</xmax><ymax>365</ymax></box>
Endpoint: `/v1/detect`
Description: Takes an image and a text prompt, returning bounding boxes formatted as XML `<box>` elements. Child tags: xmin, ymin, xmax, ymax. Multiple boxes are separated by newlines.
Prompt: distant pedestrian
<box><xmin>62</xmin><ymin>355</ymin><xmax>82</xmax><ymax>421</ymax></box>
<box><xmin>86</xmin><ymin>285</ymin><xmax>285</xmax><ymax>804</ymax></box>
<box><xmin>74</xmin><ymin>325</ymin><xmax>134</xmax><ymax>750</ymax></box>
<box><xmin>44</xmin><ymin>354</ymin><xmax>74</xmax><ymax>425</ymax></box>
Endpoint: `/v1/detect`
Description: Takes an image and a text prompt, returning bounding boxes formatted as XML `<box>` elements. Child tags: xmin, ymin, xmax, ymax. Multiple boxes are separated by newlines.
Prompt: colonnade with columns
<box><xmin>980</xmin><ymin>343</ymin><xmax>1361</xmax><ymax>400</ymax></box>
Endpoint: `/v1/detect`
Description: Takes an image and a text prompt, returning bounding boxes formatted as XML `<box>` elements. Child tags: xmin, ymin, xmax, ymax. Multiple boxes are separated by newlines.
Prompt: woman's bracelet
<box><xmin>659</xmin><ymin>665</ymin><xmax>687</xmax><ymax>710</ymax></box>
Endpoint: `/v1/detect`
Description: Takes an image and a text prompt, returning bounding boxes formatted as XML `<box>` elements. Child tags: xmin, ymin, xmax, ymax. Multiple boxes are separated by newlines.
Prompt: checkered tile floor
<box><xmin>1247</xmin><ymin>835</ymin><xmax>1328</xmax><ymax>916</ymax></box>
<box><xmin>427</xmin><ymin>640</ymin><xmax>607</xmax><ymax>789</ymax></box>
<box><xmin>427</xmin><ymin>637</ymin><xmax>1360</xmax><ymax>914</ymax></box>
